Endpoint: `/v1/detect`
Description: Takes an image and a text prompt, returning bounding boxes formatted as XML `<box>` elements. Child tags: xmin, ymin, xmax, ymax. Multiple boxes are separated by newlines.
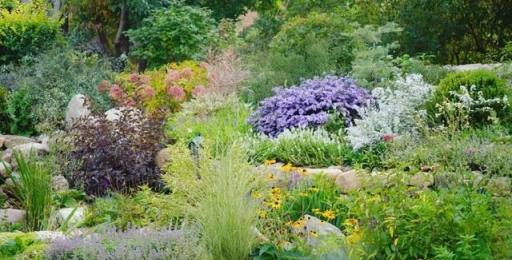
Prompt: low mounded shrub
<box><xmin>70</xmin><ymin>109</ymin><xmax>163</xmax><ymax>196</ymax></box>
<box><xmin>249</xmin><ymin>75</ymin><xmax>372</xmax><ymax>137</ymax></box>
<box><xmin>107</xmin><ymin>61</ymin><xmax>208</xmax><ymax>118</ymax></box>
<box><xmin>347</xmin><ymin>74</ymin><xmax>433</xmax><ymax>149</ymax></box>
<box><xmin>0</xmin><ymin>1</ymin><xmax>60</xmax><ymax>64</ymax></box>
<box><xmin>46</xmin><ymin>228</ymin><xmax>209</xmax><ymax>260</ymax></box>
<box><xmin>426</xmin><ymin>70</ymin><xmax>512</xmax><ymax>127</ymax></box>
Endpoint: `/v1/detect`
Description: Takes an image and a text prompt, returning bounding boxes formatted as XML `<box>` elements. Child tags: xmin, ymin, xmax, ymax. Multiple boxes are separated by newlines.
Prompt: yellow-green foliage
<box><xmin>112</xmin><ymin>61</ymin><xmax>208</xmax><ymax>116</ymax></box>
<box><xmin>0</xmin><ymin>232</ymin><xmax>46</xmax><ymax>259</ymax></box>
<box><xmin>0</xmin><ymin>0</ymin><xmax>61</xmax><ymax>64</ymax></box>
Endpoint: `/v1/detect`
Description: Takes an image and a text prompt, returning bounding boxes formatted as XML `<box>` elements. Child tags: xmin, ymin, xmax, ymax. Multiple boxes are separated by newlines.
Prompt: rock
<box><xmin>65</xmin><ymin>94</ymin><xmax>91</xmax><ymax>128</ymax></box>
<box><xmin>105</xmin><ymin>107</ymin><xmax>143</xmax><ymax>122</ymax></box>
<box><xmin>335</xmin><ymin>170</ymin><xmax>361</xmax><ymax>193</ymax></box>
<box><xmin>0</xmin><ymin>209</ymin><xmax>26</xmax><ymax>224</ymax></box>
<box><xmin>409</xmin><ymin>172</ymin><xmax>434</xmax><ymax>189</ymax></box>
<box><xmin>155</xmin><ymin>147</ymin><xmax>172</xmax><ymax>169</ymax></box>
<box><xmin>0</xmin><ymin>161</ymin><xmax>10</xmax><ymax>177</ymax></box>
<box><xmin>56</xmin><ymin>207</ymin><xmax>86</xmax><ymax>227</ymax></box>
<box><xmin>1</xmin><ymin>149</ymin><xmax>12</xmax><ymax>163</ymax></box>
<box><xmin>445</xmin><ymin>63</ymin><xmax>502</xmax><ymax>72</ymax></box>
<box><xmin>304</xmin><ymin>167</ymin><xmax>343</xmax><ymax>180</ymax></box>
<box><xmin>34</xmin><ymin>231</ymin><xmax>66</xmax><ymax>242</ymax></box>
<box><xmin>434</xmin><ymin>172</ymin><xmax>460</xmax><ymax>189</ymax></box>
<box><xmin>11</xmin><ymin>142</ymin><xmax>49</xmax><ymax>156</ymax></box>
<box><xmin>472</xmin><ymin>171</ymin><xmax>486</xmax><ymax>187</ymax></box>
<box><xmin>52</xmin><ymin>175</ymin><xmax>69</xmax><ymax>192</ymax></box>
<box><xmin>1</xmin><ymin>135</ymin><xmax>36</xmax><ymax>149</ymax></box>
<box><xmin>487</xmin><ymin>177</ymin><xmax>511</xmax><ymax>196</ymax></box>
<box><xmin>0</xmin><ymin>136</ymin><xmax>5</xmax><ymax>148</ymax></box>
<box><xmin>292</xmin><ymin>215</ymin><xmax>344</xmax><ymax>246</ymax></box>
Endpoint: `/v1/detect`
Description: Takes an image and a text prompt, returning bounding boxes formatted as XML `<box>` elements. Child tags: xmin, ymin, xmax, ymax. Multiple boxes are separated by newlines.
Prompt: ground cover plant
<box><xmin>1</xmin><ymin>0</ymin><xmax>512</xmax><ymax>259</ymax></box>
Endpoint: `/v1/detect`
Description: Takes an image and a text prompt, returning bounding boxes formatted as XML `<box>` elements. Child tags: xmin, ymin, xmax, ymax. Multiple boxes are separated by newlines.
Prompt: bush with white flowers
<box><xmin>347</xmin><ymin>74</ymin><xmax>433</xmax><ymax>149</ymax></box>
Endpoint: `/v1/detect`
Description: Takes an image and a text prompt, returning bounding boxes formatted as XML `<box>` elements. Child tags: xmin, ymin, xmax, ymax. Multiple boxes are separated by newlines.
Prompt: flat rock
<box><xmin>292</xmin><ymin>215</ymin><xmax>344</xmax><ymax>246</ymax></box>
<box><xmin>1</xmin><ymin>135</ymin><xmax>36</xmax><ymax>149</ymax></box>
<box><xmin>11</xmin><ymin>142</ymin><xmax>49</xmax><ymax>156</ymax></box>
<box><xmin>0</xmin><ymin>209</ymin><xmax>26</xmax><ymax>224</ymax></box>
<box><xmin>409</xmin><ymin>172</ymin><xmax>434</xmax><ymax>189</ymax></box>
<box><xmin>335</xmin><ymin>170</ymin><xmax>362</xmax><ymax>193</ymax></box>
<box><xmin>303</xmin><ymin>167</ymin><xmax>344</xmax><ymax>180</ymax></box>
<box><xmin>56</xmin><ymin>207</ymin><xmax>86</xmax><ymax>227</ymax></box>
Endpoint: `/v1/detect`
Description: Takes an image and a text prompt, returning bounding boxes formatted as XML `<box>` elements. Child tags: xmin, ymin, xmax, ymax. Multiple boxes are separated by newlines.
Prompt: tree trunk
<box><xmin>114</xmin><ymin>2</ymin><xmax>129</xmax><ymax>56</ymax></box>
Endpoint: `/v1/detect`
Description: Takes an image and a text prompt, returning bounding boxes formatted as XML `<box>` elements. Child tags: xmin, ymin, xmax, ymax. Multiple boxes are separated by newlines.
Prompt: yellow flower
<box><xmin>280</xmin><ymin>163</ymin><xmax>294</xmax><ymax>173</ymax></box>
<box><xmin>299</xmin><ymin>191</ymin><xmax>308</xmax><ymax>197</ymax></box>
<box><xmin>308</xmin><ymin>187</ymin><xmax>319</xmax><ymax>193</ymax></box>
<box><xmin>257</xmin><ymin>210</ymin><xmax>267</xmax><ymax>219</ymax></box>
<box><xmin>321</xmin><ymin>209</ymin><xmax>336</xmax><ymax>220</ymax></box>
<box><xmin>312</xmin><ymin>208</ymin><xmax>321</xmax><ymax>214</ymax></box>
<box><xmin>270</xmin><ymin>199</ymin><xmax>281</xmax><ymax>209</ymax></box>
<box><xmin>271</xmin><ymin>187</ymin><xmax>281</xmax><ymax>195</ymax></box>
<box><xmin>344</xmin><ymin>218</ymin><xmax>359</xmax><ymax>226</ymax></box>
<box><xmin>265</xmin><ymin>173</ymin><xmax>276</xmax><ymax>181</ymax></box>
<box><xmin>252</xmin><ymin>191</ymin><xmax>262</xmax><ymax>199</ymax></box>
<box><xmin>309</xmin><ymin>230</ymin><xmax>318</xmax><ymax>237</ymax></box>
<box><xmin>291</xmin><ymin>219</ymin><xmax>305</xmax><ymax>229</ymax></box>
<box><xmin>264</xmin><ymin>159</ymin><xmax>277</xmax><ymax>165</ymax></box>
<box><xmin>346</xmin><ymin>230</ymin><xmax>362</xmax><ymax>245</ymax></box>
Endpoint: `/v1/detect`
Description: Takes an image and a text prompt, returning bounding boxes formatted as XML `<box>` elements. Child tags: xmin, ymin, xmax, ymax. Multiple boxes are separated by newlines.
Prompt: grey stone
<box><xmin>445</xmin><ymin>63</ymin><xmax>502</xmax><ymax>72</ymax></box>
<box><xmin>304</xmin><ymin>167</ymin><xmax>343</xmax><ymax>180</ymax></box>
<box><xmin>155</xmin><ymin>147</ymin><xmax>172</xmax><ymax>169</ymax></box>
<box><xmin>65</xmin><ymin>94</ymin><xmax>91</xmax><ymax>128</ymax></box>
<box><xmin>56</xmin><ymin>207</ymin><xmax>86</xmax><ymax>227</ymax></box>
<box><xmin>335</xmin><ymin>170</ymin><xmax>361</xmax><ymax>193</ymax></box>
<box><xmin>1</xmin><ymin>149</ymin><xmax>12</xmax><ymax>163</ymax></box>
<box><xmin>12</xmin><ymin>142</ymin><xmax>49</xmax><ymax>156</ymax></box>
<box><xmin>0</xmin><ymin>136</ymin><xmax>5</xmax><ymax>149</ymax></box>
<box><xmin>409</xmin><ymin>172</ymin><xmax>434</xmax><ymax>189</ymax></box>
<box><xmin>52</xmin><ymin>175</ymin><xmax>69</xmax><ymax>192</ymax></box>
<box><xmin>0</xmin><ymin>209</ymin><xmax>26</xmax><ymax>224</ymax></box>
<box><xmin>1</xmin><ymin>135</ymin><xmax>36</xmax><ymax>149</ymax></box>
<box><xmin>34</xmin><ymin>231</ymin><xmax>66</xmax><ymax>242</ymax></box>
<box><xmin>0</xmin><ymin>161</ymin><xmax>10</xmax><ymax>177</ymax></box>
<box><xmin>487</xmin><ymin>177</ymin><xmax>511</xmax><ymax>196</ymax></box>
<box><xmin>292</xmin><ymin>215</ymin><xmax>344</xmax><ymax>246</ymax></box>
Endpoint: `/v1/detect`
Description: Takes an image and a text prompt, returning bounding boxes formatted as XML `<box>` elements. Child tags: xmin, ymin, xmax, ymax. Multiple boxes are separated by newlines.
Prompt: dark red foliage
<box><xmin>69</xmin><ymin>109</ymin><xmax>164</xmax><ymax>196</ymax></box>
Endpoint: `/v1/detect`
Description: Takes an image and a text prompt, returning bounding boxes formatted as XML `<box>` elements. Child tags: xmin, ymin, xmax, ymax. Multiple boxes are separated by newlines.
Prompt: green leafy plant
<box><xmin>0</xmin><ymin>85</ymin><xmax>9</xmax><ymax>133</ymax></box>
<box><xmin>0</xmin><ymin>1</ymin><xmax>61</xmax><ymax>64</ymax></box>
<box><xmin>3</xmin><ymin>47</ymin><xmax>113</xmax><ymax>134</ymax></box>
<box><xmin>426</xmin><ymin>70</ymin><xmax>512</xmax><ymax>127</ymax></box>
<box><xmin>126</xmin><ymin>3</ymin><xmax>216</xmax><ymax>69</ymax></box>
<box><xmin>5</xmin><ymin>153</ymin><xmax>53</xmax><ymax>231</ymax></box>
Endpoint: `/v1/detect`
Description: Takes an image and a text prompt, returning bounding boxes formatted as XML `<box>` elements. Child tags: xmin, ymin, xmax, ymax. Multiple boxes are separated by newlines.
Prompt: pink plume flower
<box><xmin>166</xmin><ymin>86</ymin><xmax>186</xmax><ymax>101</ymax></box>
<box><xmin>181</xmin><ymin>67</ymin><xmax>194</xmax><ymax>79</ymax></box>
<box><xmin>109</xmin><ymin>84</ymin><xmax>124</xmax><ymax>100</ymax></box>
<box><xmin>128</xmin><ymin>73</ymin><xmax>140</xmax><ymax>83</ymax></box>
<box><xmin>383</xmin><ymin>134</ymin><xmax>395</xmax><ymax>142</ymax></box>
<box><xmin>192</xmin><ymin>85</ymin><xmax>207</xmax><ymax>97</ymax></box>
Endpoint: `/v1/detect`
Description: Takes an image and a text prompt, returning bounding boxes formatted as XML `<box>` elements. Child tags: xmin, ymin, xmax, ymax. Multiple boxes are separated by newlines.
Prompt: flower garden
<box><xmin>1</xmin><ymin>0</ymin><xmax>512</xmax><ymax>259</ymax></box>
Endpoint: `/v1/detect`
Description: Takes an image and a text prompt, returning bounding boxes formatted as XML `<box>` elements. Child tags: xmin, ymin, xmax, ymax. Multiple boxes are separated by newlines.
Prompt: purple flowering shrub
<box><xmin>249</xmin><ymin>76</ymin><xmax>372</xmax><ymax>136</ymax></box>
<box><xmin>46</xmin><ymin>228</ymin><xmax>207</xmax><ymax>260</ymax></box>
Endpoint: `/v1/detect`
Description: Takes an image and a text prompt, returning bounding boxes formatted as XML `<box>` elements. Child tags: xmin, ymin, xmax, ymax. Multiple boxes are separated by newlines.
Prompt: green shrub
<box><xmin>6</xmin><ymin>86</ymin><xmax>34</xmax><ymax>135</ymax></box>
<box><xmin>0</xmin><ymin>86</ymin><xmax>9</xmax><ymax>133</ymax></box>
<box><xmin>126</xmin><ymin>3</ymin><xmax>216</xmax><ymax>69</ymax></box>
<box><xmin>427</xmin><ymin>70</ymin><xmax>512</xmax><ymax>127</ymax></box>
<box><xmin>5</xmin><ymin>153</ymin><xmax>53</xmax><ymax>231</ymax></box>
<box><xmin>3</xmin><ymin>47</ymin><xmax>113</xmax><ymax>134</ymax></box>
<box><xmin>0</xmin><ymin>1</ymin><xmax>61</xmax><ymax>64</ymax></box>
<box><xmin>167</xmin><ymin>94</ymin><xmax>252</xmax><ymax>156</ymax></box>
<box><xmin>248</xmin><ymin>129</ymin><xmax>352</xmax><ymax>167</ymax></box>
<box><xmin>270</xmin><ymin>12</ymin><xmax>354</xmax><ymax>74</ymax></box>
<box><xmin>384</xmin><ymin>128</ymin><xmax>512</xmax><ymax>177</ymax></box>
<box><xmin>345</xmin><ymin>183</ymin><xmax>512</xmax><ymax>259</ymax></box>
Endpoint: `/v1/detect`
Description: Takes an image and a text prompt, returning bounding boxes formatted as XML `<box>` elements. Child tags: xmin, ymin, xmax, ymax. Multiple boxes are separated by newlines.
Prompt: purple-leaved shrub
<box><xmin>249</xmin><ymin>75</ymin><xmax>372</xmax><ymax>136</ymax></box>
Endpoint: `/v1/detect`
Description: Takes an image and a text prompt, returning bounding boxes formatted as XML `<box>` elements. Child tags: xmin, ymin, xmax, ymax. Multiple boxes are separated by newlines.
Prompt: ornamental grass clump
<box><xmin>249</xmin><ymin>75</ymin><xmax>372</xmax><ymax>136</ymax></box>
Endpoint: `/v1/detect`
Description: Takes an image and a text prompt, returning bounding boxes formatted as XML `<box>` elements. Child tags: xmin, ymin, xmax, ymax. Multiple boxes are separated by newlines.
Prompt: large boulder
<box><xmin>292</xmin><ymin>215</ymin><xmax>345</xmax><ymax>247</ymax></box>
<box><xmin>65</xmin><ymin>94</ymin><xmax>91</xmax><ymax>128</ymax></box>
<box><xmin>56</xmin><ymin>207</ymin><xmax>86</xmax><ymax>227</ymax></box>
<box><xmin>1</xmin><ymin>135</ymin><xmax>36</xmax><ymax>149</ymax></box>
<box><xmin>0</xmin><ymin>161</ymin><xmax>10</xmax><ymax>178</ymax></box>
<box><xmin>0</xmin><ymin>209</ymin><xmax>26</xmax><ymax>224</ymax></box>
<box><xmin>335</xmin><ymin>170</ymin><xmax>362</xmax><ymax>193</ymax></box>
<box><xmin>11</xmin><ymin>142</ymin><xmax>49</xmax><ymax>156</ymax></box>
<box><xmin>155</xmin><ymin>147</ymin><xmax>172</xmax><ymax>169</ymax></box>
<box><xmin>52</xmin><ymin>175</ymin><xmax>69</xmax><ymax>192</ymax></box>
